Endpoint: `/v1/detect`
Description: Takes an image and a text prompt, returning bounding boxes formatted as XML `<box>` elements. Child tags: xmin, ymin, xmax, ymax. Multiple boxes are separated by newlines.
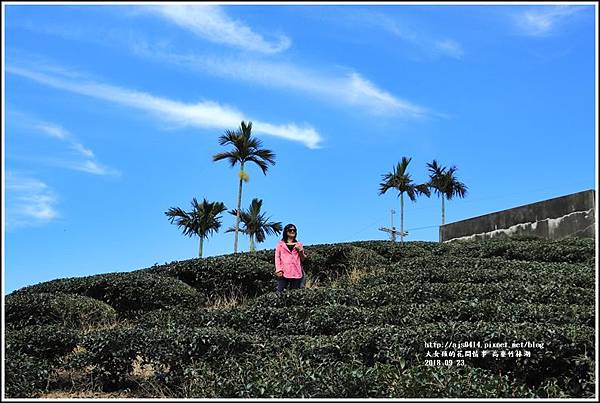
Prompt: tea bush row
<box><xmin>360</xmin><ymin>258</ymin><xmax>594</xmax><ymax>288</ymax></box>
<box><xmin>436</xmin><ymin>238</ymin><xmax>595</xmax><ymax>266</ymax></box>
<box><xmin>142</xmin><ymin>254</ymin><xmax>276</xmax><ymax>299</ymax></box>
<box><xmin>136</xmin><ymin>301</ymin><xmax>594</xmax><ymax>336</ymax></box>
<box><xmin>354</xmin><ymin>238</ymin><xmax>595</xmax><ymax>265</ymax></box>
<box><xmin>5</xmin><ymin>324</ymin><xmax>81</xmax><ymax>364</ymax></box>
<box><xmin>153</xmin><ymin>358</ymin><xmax>544</xmax><ymax>398</ymax></box>
<box><xmin>5</xmin><ymin>292</ymin><xmax>118</xmax><ymax>330</ymax></box>
<box><xmin>64</xmin><ymin>322</ymin><xmax>593</xmax><ymax>396</ymax></box>
<box><xmin>10</xmin><ymin>272</ymin><xmax>203</xmax><ymax>313</ymax></box>
<box><xmin>253</xmin><ymin>282</ymin><xmax>594</xmax><ymax>308</ymax></box>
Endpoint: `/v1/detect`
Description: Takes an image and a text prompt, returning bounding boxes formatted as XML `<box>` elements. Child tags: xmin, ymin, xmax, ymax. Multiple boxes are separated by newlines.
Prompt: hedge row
<box><xmin>136</xmin><ymin>302</ymin><xmax>594</xmax><ymax>336</ymax></box>
<box><xmin>353</xmin><ymin>238</ymin><xmax>595</xmax><ymax>266</ymax></box>
<box><xmin>5</xmin><ymin>324</ymin><xmax>81</xmax><ymax>364</ymax></box>
<box><xmin>143</xmin><ymin>254</ymin><xmax>276</xmax><ymax>299</ymax></box>
<box><xmin>150</xmin><ymin>359</ymin><xmax>545</xmax><ymax>398</ymax></box>
<box><xmin>5</xmin><ymin>292</ymin><xmax>118</xmax><ymax>330</ymax></box>
<box><xmin>435</xmin><ymin>237</ymin><xmax>595</xmax><ymax>266</ymax></box>
<box><xmin>60</xmin><ymin>322</ymin><xmax>593</xmax><ymax>397</ymax></box>
<box><xmin>359</xmin><ymin>257</ymin><xmax>594</xmax><ymax>288</ymax></box>
<box><xmin>253</xmin><ymin>282</ymin><xmax>594</xmax><ymax>308</ymax></box>
<box><xmin>9</xmin><ymin>272</ymin><xmax>202</xmax><ymax>313</ymax></box>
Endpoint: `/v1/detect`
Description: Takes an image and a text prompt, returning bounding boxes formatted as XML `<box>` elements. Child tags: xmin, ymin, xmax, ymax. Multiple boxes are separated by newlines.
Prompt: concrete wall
<box><xmin>440</xmin><ymin>189</ymin><xmax>596</xmax><ymax>242</ymax></box>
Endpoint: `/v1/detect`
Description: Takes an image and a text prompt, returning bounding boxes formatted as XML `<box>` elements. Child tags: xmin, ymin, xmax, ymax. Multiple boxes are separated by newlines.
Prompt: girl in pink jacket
<box><xmin>275</xmin><ymin>223</ymin><xmax>307</xmax><ymax>293</ymax></box>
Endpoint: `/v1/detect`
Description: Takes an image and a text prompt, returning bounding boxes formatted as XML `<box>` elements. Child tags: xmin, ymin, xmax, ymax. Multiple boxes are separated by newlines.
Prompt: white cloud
<box><xmin>7</xmin><ymin>64</ymin><xmax>323</xmax><ymax>148</ymax></box>
<box><xmin>139</xmin><ymin>5</ymin><xmax>291</xmax><ymax>54</ymax></box>
<box><xmin>5</xmin><ymin>171</ymin><xmax>59</xmax><ymax>230</ymax></box>
<box><xmin>329</xmin><ymin>9</ymin><xmax>465</xmax><ymax>61</ymax></box>
<box><xmin>130</xmin><ymin>42</ymin><xmax>431</xmax><ymax>118</ymax></box>
<box><xmin>25</xmin><ymin>118</ymin><xmax>119</xmax><ymax>176</ymax></box>
<box><xmin>434</xmin><ymin>39</ymin><xmax>465</xmax><ymax>60</ymax></box>
<box><xmin>70</xmin><ymin>160</ymin><xmax>116</xmax><ymax>176</ymax></box>
<box><xmin>35</xmin><ymin>123</ymin><xmax>69</xmax><ymax>140</ymax></box>
<box><xmin>515</xmin><ymin>5</ymin><xmax>582</xmax><ymax>36</ymax></box>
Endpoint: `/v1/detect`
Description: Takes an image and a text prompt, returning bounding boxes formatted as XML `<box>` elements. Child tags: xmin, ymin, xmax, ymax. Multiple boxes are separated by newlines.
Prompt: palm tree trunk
<box><xmin>441</xmin><ymin>195</ymin><xmax>446</xmax><ymax>226</ymax></box>
<box><xmin>400</xmin><ymin>193</ymin><xmax>404</xmax><ymax>244</ymax></box>
<box><xmin>234</xmin><ymin>162</ymin><xmax>244</xmax><ymax>253</ymax></box>
<box><xmin>199</xmin><ymin>237</ymin><xmax>203</xmax><ymax>258</ymax></box>
<box><xmin>249</xmin><ymin>234</ymin><xmax>255</xmax><ymax>252</ymax></box>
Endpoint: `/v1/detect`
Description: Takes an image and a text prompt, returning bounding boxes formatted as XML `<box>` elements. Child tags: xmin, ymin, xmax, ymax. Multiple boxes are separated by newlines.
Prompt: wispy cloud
<box><xmin>434</xmin><ymin>39</ymin><xmax>465</xmax><ymax>60</ymax></box>
<box><xmin>5</xmin><ymin>171</ymin><xmax>59</xmax><ymax>230</ymax></box>
<box><xmin>331</xmin><ymin>9</ymin><xmax>465</xmax><ymax>61</ymax></box>
<box><xmin>12</xmin><ymin>113</ymin><xmax>121</xmax><ymax>176</ymax></box>
<box><xmin>130</xmin><ymin>41</ymin><xmax>431</xmax><ymax>118</ymax></box>
<box><xmin>514</xmin><ymin>5</ymin><xmax>583</xmax><ymax>37</ymax></box>
<box><xmin>138</xmin><ymin>5</ymin><xmax>291</xmax><ymax>54</ymax></box>
<box><xmin>7</xmin><ymin>64</ymin><xmax>323</xmax><ymax>148</ymax></box>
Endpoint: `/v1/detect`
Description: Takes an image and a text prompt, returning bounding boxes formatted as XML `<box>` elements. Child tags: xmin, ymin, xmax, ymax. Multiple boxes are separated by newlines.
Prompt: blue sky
<box><xmin>3</xmin><ymin>3</ymin><xmax>597</xmax><ymax>293</ymax></box>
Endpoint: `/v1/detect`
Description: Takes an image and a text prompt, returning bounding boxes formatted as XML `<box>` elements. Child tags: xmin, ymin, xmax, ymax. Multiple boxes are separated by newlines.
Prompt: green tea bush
<box><xmin>12</xmin><ymin>272</ymin><xmax>203</xmax><ymax>313</ymax></box>
<box><xmin>372</xmin><ymin>257</ymin><xmax>594</xmax><ymax>288</ymax></box>
<box><xmin>5</xmin><ymin>237</ymin><xmax>595</xmax><ymax>398</ymax></box>
<box><xmin>4</xmin><ymin>351</ymin><xmax>51</xmax><ymax>398</ymax></box>
<box><xmin>437</xmin><ymin>238</ymin><xmax>595</xmax><ymax>266</ymax></box>
<box><xmin>74</xmin><ymin>325</ymin><xmax>258</xmax><ymax>390</ymax></box>
<box><xmin>5</xmin><ymin>292</ymin><xmax>118</xmax><ymax>330</ymax></box>
<box><xmin>253</xmin><ymin>282</ymin><xmax>593</xmax><ymax>308</ymax></box>
<box><xmin>6</xmin><ymin>324</ymin><xmax>81</xmax><ymax>362</ymax></box>
<box><xmin>145</xmin><ymin>254</ymin><xmax>275</xmax><ymax>299</ymax></box>
<box><xmin>161</xmin><ymin>354</ymin><xmax>540</xmax><ymax>398</ymax></box>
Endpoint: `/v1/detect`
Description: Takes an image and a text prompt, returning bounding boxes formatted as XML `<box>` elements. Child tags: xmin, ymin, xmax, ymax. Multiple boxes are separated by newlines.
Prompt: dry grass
<box><xmin>38</xmin><ymin>390</ymin><xmax>134</xmax><ymax>398</ymax></box>
<box><xmin>347</xmin><ymin>265</ymin><xmax>386</xmax><ymax>285</ymax></box>
<box><xmin>328</xmin><ymin>265</ymin><xmax>386</xmax><ymax>288</ymax></box>
<box><xmin>204</xmin><ymin>287</ymin><xmax>248</xmax><ymax>310</ymax></box>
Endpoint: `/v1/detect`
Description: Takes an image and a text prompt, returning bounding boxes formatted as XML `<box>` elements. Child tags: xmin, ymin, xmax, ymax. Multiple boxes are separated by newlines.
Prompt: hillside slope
<box><xmin>4</xmin><ymin>238</ymin><xmax>596</xmax><ymax>398</ymax></box>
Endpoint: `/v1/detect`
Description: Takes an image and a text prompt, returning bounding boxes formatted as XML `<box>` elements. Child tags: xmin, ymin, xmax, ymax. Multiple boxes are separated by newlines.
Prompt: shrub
<box><xmin>6</xmin><ymin>324</ymin><xmax>81</xmax><ymax>362</ymax></box>
<box><xmin>11</xmin><ymin>272</ymin><xmax>203</xmax><ymax>313</ymax></box>
<box><xmin>5</xmin><ymin>292</ymin><xmax>118</xmax><ymax>330</ymax></box>
<box><xmin>4</xmin><ymin>351</ymin><xmax>51</xmax><ymax>398</ymax></box>
<box><xmin>144</xmin><ymin>254</ymin><xmax>275</xmax><ymax>299</ymax></box>
<box><xmin>436</xmin><ymin>238</ymin><xmax>595</xmax><ymax>266</ymax></box>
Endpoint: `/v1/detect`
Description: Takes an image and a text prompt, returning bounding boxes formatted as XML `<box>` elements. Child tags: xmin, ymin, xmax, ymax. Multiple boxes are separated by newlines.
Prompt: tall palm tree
<box><xmin>227</xmin><ymin>198</ymin><xmax>282</xmax><ymax>252</ymax></box>
<box><xmin>426</xmin><ymin>159</ymin><xmax>468</xmax><ymax>226</ymax></box>
<box><xmin>213</xmin><ymin>121</ymin><xmax>276</xmax><ymax>253</ymax></box>
<box><xmin>379</xmin><ymin>157</ymin><xmax>430</xmax><ymax>243</ymax></box>
<box><xmin>165</xmin><ymin>198</ymin><xmax>227</xmax><ymax>257</ymax></box>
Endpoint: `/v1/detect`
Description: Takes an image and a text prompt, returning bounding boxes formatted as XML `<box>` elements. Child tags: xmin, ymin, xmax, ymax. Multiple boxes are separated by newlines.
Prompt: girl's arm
<box><xmin>296</xmin><ymin>242</ymin><xmax>307</xmax><ymax>262</ymax></box>
<box><xmin>274</xmin><ymin>244</ymin><xmax>284</xmax><ymax>274</ymax></box>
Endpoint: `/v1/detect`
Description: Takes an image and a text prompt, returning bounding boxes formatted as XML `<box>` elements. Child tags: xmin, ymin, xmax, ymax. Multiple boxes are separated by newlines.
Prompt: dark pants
<box><xmin>277</xmin><ymin>277</ymin><xmax>303</xmax><ymax>293</ymax></box>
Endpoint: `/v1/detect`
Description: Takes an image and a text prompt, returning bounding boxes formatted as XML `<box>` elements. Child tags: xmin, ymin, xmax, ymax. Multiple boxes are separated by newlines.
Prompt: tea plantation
<box><xmin>4</xmin><ymin>238</ymin><xmax>596</xmax><ymax>398</ymax></box>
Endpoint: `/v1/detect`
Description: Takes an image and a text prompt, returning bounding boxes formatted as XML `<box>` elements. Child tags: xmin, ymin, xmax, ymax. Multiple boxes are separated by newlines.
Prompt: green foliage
<box><xmin>11</xmin><ymin>271</ymin><xmax>202</xmax><ymax>313</ymax></box>
<box><xmin>4</xmin><ymin>351</ymin><xmax>51</xmax><ymax>398</ymax></box>
<box><xmin>5</xmin><ymin>237</ymin><xmax>596</xmax><ymax>398</ymax></box>
<box><xmin>437</xmin><ymin>237</ymin><xmax>595</xmax><ymax>266</ymax></box>
<box><xmin>5</xmin><ymin>292</ymin><xmax>118</xmax><ymax>330</ymax></box>
<box><xmin>6</xmin><ymin>324</ymin><xmax>81</xmax><ymax>362</ymax></box>
<box><xmin>146</xmin><ymin>254</ymin><xmax>276</xmax><ymax>299</ymax></box>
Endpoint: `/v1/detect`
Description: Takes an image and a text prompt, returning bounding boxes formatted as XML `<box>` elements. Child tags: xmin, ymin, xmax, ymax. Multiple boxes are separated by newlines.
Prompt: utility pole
<box><xmin>379</xmin><ymin>209</ymin><xmax>408</xmax><ymax>242</ymax></box>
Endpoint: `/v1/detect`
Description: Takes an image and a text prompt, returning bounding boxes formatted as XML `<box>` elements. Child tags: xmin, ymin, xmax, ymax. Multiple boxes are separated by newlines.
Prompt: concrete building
<box><xmin>439</xmin><ymin>189</ymin><xmax>596</xmax><ymax>242</ymax></box>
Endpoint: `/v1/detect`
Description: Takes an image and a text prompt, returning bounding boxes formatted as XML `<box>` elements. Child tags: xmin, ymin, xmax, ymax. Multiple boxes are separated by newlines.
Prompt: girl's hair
<box><xmin>282</xmin><ymin>223</ymin><xmax>298</xmax><ymax>242</ymax></box>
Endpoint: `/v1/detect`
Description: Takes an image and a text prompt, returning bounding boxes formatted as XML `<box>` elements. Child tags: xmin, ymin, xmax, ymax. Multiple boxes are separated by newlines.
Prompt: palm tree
<box><xmin>227</xmin><ymin>198</ymin><xmax>282</xmax><ymax>252</ymax></box>
<box><xmin>165</xmin><ymin>198</ymin><xmax>227</xmax><ymax>257</ymax></box>
<box><xmin>379</xmin><ymin>157</ymin><xmax>431</xmax><ymax>243</ymax></box>
<box><xmin>426</xmin><ymin>159</ymin><xmax>468</xmax><ymax>226</ymax></box>
<box><xmin>213</xmin><ymin>121</ymin><xmax>276</xmax><ymax>253</ymax></box>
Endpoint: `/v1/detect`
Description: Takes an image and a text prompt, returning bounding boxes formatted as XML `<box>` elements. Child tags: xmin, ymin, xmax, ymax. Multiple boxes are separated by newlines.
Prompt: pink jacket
<box><xmin>275</xmin><ymin>240</ymin><xmax>304</xmax><ymax>279</ymax></box>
